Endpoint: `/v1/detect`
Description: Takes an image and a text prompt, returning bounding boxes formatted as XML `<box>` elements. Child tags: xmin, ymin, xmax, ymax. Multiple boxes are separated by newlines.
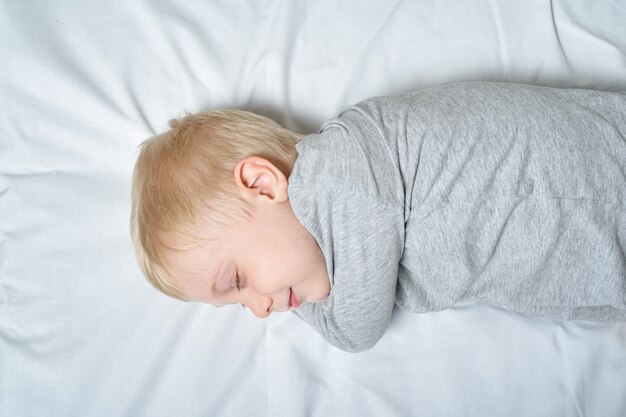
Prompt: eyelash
<box><xmin>235</xmin><ymin>274</ymin><xmax>245</xmax><ymax>309</ymax></box>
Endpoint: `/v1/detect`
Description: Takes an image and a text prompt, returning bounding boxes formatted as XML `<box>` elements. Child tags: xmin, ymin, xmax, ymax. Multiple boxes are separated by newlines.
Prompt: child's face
<box><xmin>167</xmin><ymin>156</ymin><xmax>331</xmax><ymax>318</ymax></box>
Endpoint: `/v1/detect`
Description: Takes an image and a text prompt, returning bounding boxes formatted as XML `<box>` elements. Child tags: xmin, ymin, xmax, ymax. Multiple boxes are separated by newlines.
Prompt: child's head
<box><xmin>130</xmin><ymin>110</ymin><xmax>330</xmax><ymax>317</ymax></box>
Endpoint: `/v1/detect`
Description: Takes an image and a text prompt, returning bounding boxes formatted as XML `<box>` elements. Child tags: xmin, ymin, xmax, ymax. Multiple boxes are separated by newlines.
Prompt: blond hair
<box><xmin>130</xmin><ymin>109</ymin><xmax>304</xmax><ymax>300</ymax></box>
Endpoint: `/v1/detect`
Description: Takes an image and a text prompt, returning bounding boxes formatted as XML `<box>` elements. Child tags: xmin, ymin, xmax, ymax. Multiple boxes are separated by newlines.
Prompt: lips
<box><xmin>289</xmin><ymin>287</ymin><xmax>301</xmax><ymax>308</ymax></box>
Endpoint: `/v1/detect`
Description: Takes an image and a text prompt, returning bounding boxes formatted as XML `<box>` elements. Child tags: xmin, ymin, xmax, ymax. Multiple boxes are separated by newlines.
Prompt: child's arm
<box><xmin>292</xmin><ymin>196</ymin><xmax>404</xmax><ymax>353</ymax></box>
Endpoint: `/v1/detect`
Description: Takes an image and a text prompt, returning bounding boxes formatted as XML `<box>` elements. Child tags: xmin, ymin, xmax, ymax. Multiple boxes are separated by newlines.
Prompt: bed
<box><xmin>1</xmin><ymin>1</ymin><xmax>625</xmax><ymax>416</ymax></box>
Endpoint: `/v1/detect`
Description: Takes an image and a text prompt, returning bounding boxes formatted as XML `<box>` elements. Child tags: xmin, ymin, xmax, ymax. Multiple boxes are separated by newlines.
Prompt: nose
<box><xmin>246</xmin><ymin>294</ymin><xmax>273</xmax><ymax>318</ymax></box>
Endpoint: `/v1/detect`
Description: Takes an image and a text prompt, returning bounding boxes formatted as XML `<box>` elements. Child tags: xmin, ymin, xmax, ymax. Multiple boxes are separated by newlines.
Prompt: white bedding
<box><xmin>1</xmin><ymin>1</ymin><xmax>625</xmax><ymax>416</ymax></box>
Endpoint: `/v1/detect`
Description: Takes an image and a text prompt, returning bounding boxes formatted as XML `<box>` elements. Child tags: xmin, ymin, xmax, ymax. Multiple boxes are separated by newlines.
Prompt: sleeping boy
<box><xmin>130</xmin><ymin>82</ymin><xmax>626</xmax><ymax>353</ymax></box>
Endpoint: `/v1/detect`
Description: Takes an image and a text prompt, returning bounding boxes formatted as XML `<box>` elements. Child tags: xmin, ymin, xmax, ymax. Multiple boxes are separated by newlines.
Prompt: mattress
<box><xmin>1</xmin><ymin>1</ymin><xmax>625</xmax><ymax>416</ymax></box>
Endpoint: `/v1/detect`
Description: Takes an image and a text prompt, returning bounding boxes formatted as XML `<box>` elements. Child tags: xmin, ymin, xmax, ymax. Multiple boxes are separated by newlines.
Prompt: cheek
<box><xmin>291</xmin><ymin>242</ymin><xmax>323</xmax><ymax>284</ymax></box>
<box><xmin>247</xmin><ymin>247</ymin><xmax>294</xmax><ymax>292</ymax></box>
<box><xmin>249</xmin><ymin>225</ymin><xmax>316</xmax><ymax>291</ymax></box>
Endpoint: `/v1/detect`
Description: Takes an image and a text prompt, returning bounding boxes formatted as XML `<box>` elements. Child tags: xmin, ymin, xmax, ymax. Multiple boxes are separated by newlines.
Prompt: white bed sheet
<box><xmin>1</xmin><ymin>1</ymin><xmax>625</xmax><ymax>416</ymax></box>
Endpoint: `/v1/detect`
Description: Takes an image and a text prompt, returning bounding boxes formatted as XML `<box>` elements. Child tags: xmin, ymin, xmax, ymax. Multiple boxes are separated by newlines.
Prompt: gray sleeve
<box><xmin>292</xmin><ymin>197</ymin><xmax>405</xmax><ymax>353</ymax></box>
<box><xmin>289</xmin><ymin>117</ymin><xmax>407</xmax><ymax>353</ymax></box>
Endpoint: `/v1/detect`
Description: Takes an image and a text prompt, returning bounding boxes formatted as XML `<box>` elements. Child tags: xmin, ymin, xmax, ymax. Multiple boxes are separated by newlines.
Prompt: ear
<box><xmin>233</xmin><ymin>156</ymin><xmax>288</xmax><ymax>203</ymax></box>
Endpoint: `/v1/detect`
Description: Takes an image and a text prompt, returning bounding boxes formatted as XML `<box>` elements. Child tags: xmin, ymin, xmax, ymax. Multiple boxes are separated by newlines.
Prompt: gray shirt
<box><xmin>287</xmin><ymin>82</ymin><xmax>626</xmax><ymax>353</ymax></box>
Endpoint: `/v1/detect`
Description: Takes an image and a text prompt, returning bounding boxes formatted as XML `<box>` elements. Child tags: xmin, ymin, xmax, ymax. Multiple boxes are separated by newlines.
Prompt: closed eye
<box><xmin>236</xmin><ymin>274</ymin><xmax>245</xmax><ymax>309</ymax></box>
